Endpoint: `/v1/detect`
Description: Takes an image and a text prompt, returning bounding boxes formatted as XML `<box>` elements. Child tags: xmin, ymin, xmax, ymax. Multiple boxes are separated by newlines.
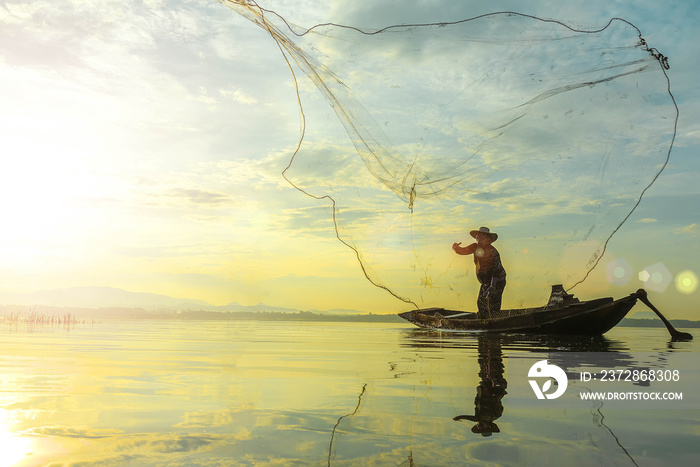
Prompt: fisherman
<box><xmin>452</xmin><ymin>226</ymin><xmax>507</xmax><ymax>319</ymax></box>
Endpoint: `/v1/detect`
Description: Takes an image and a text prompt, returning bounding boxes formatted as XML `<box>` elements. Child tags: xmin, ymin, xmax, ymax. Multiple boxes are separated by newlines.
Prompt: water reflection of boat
<box><xmin>400</xmin><ymin>329</ymin><xmax>627</xmax><ymax>353</ymax></box>
<box><xmin>399</xmin><ymin>285</ymin><xmax>637</xmax><ymax>335</ymax></box>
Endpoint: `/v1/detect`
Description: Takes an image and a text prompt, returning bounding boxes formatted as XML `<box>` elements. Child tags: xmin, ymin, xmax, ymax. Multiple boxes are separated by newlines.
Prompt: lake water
<box><xmin>1</xmin><ymin>320</ymin><xmax>698</xmax><ymax>466</ymax></box>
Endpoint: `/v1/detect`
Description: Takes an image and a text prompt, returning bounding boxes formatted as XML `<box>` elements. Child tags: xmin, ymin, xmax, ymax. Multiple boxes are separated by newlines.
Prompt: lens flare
<box><xmin>638</xmin><ymin>262</ymin><xmax>672</xmax><ymax>293</ymax></box>
<box><xmin>675</xmin><ymin>270</ymin><xmax>698</xmax><ymax>294</ymax></box>
<box><xmin>606</xmin><ymin>258</ymin><xmax>633</xmax><ymax>286</ymax></box>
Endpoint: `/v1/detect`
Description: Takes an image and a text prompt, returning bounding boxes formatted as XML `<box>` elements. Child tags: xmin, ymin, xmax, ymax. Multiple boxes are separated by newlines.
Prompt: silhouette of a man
<box><xmin>452</xmin><ymin>227</ymin><xmax>506</xmax><ymax>319</ymax></box>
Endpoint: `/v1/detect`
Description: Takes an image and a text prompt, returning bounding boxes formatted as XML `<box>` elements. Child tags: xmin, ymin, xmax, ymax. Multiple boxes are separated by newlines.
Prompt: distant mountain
<box><xmin>628</xmin><ymin>311</ymin><xmax>657</xmax><ymax>320</ymax></box>
<box><xmin>216</xmin><ymin>302</ymin><xmax>304</xmax><ymax>314</ymax></box>
<box><xmin>3</xmin><ymin>287</ymin><xmax>213</xmax><ymax>310</ymax></box>
<box><xmin>216</xmin><ymin>303</ymin><xmax>364</xmax><ymax>315</ymax></box>
<box><xmin>0</xmin><ymin>286</ymin><xmax>364</xmax><ymax>315</ymax></box>
<box><xmin>312</xmin><ymin>307</ymin><xmax>372</xmax><ymax>315</ymax></box>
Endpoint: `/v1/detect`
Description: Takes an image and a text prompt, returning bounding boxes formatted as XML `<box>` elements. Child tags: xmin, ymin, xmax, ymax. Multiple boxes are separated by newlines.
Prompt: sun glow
<box><xmin>0</xmin><ymin>421</ymin><xmax>33</xmax><ymax>466</ymax></box>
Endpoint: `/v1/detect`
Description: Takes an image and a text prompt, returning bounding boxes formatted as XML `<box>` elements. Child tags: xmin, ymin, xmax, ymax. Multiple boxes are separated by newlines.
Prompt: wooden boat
<box><xmin>399</xmin><ymin>285</ymin><xmax>640</xmax><ymax>335</ymax></box>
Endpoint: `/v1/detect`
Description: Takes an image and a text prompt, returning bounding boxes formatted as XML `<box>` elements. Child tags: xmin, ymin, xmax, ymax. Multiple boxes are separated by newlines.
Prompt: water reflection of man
<box><xmin>452</xmin><ymin>226</ymin><xmax>506</xmax><ymax>319</ymax></box>
<box><xmin>453</xmin><ymin>335</ymin><xmax>507</xmax><ymax>436</ymax></box>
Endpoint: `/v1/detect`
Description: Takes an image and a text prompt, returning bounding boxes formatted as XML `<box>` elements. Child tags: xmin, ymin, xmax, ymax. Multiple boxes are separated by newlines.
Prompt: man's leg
<box><xmin>477</xmin><ymin>283</ymin><xmax>490</xmax><ymax>319</ymax></box>
<box><xmin>487</xmin><ymin>280</ymin><xmax>506</xmax><ymax>317</ymax></box>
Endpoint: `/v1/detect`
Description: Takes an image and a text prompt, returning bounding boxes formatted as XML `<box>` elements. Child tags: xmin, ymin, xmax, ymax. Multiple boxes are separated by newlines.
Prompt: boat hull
<box><xmin>398</xmin><ymin>293</ymin><xmax>639</xmax><ymax>335</ymax></box>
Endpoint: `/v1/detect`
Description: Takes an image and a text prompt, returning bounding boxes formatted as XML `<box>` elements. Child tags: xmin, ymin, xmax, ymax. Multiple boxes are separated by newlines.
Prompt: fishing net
<box><xmin>224</xmin><ymin>1</ymin><xmax>677</xmax><ymax>310</ymax></box>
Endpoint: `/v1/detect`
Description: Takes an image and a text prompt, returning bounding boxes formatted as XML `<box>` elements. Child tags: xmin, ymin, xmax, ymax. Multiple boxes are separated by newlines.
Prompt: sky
<box><xmin>0</xmin><ymin>0</ymin><xmax>698</xmax><ymax>317</ymax></box>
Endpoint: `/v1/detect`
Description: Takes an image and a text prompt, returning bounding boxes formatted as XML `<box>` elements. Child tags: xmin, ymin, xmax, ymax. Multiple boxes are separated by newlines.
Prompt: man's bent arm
<box><xmin>452</xmin><ymin>242</ymin><xmax>477</xmax><ymax>255</ymax></box>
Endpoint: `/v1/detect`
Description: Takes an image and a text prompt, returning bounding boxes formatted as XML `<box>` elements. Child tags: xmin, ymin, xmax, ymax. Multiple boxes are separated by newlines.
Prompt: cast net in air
<box><xmin>224</xmin><ymin>1</ymin><xmax>677</xmax><ymax>310</ymax></box>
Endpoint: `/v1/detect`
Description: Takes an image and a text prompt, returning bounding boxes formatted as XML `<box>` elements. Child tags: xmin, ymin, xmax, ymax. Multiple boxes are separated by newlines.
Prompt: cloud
<box><xmin>26</xmin><ymin>426</ymin><xmax>124</xmax><ymax>439</ymax></box>
<box><xmin>219</xmin><ymin>85</ymin><xmax>258</xmax><ymax>104</ymax></box>
<box><xmin>168</xmin><ymin>188</ymin><xmax>233</xmax><ymax>207</ymax></box>
<box><xmin>676</xmin><ymin>223</ymin><xmax>699</xmax><ymax>235</ymax></box>
<box><xmin>143</xmin><ymin>434</ymin><xmax>218</xmax><ymax>454</ymax></box>
<box><xmin>638</xmin><ymin>218</ymin><xmax>658</xmax><ymax>223</ymax></box>
<box><xmin>276</xmin><ymin>205</ymin><xmax>336</xmax><ymax>236</ymax></box>
<box><xmin>0</xmin><ymin>2</ymin><xmax>41</xmax><ymax>25</ymax></box>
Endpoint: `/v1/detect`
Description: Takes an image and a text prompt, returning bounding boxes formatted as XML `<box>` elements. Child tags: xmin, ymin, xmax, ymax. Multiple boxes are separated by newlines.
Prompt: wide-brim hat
<box><xmin>471</xmin><ymin>421</ymin><xmax>500</xmax><ymax>436</ymax></box>
<box><xmin>470</xmin><ymin>226</ymin><xmax>498</xmax><ymax>242</ymax></box>
<box><xmin>453</xmin><ymin>415</ymin><xmax>500</xmax><ymax>436</ymax></box>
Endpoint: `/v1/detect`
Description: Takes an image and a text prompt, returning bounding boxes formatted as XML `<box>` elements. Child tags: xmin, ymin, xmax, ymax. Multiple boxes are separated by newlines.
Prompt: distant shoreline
<box><xmin>619</xmin><ymin>317</ymin><xmax>700</xmax><ymax>328</ymax></box>
<box><xmin>2</xmin><ymin>307</ymin><xmax>698</xmax><ymax>327</ymax></box>
<box><xmin>156</xmin><ymin>310</ymin><xmax>407</xmax><ymax>323</ymax></box>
